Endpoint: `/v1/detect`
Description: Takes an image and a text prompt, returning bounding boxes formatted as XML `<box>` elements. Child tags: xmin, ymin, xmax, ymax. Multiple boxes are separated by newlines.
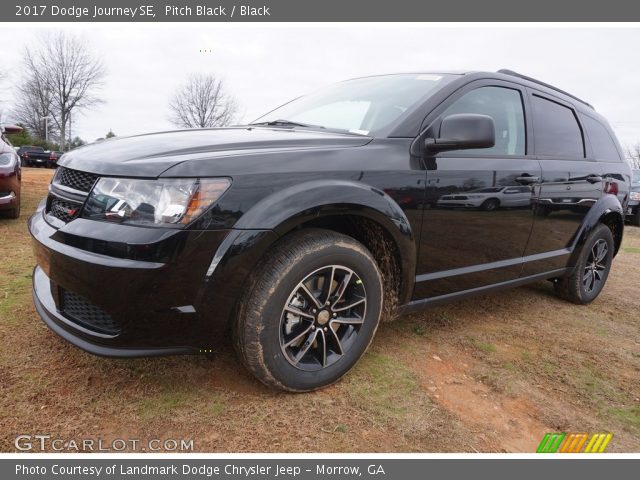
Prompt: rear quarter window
<box><xmin>581</xmin><ymin>114</ymin><xmax>622</xmax><ymax>162</ymax></box>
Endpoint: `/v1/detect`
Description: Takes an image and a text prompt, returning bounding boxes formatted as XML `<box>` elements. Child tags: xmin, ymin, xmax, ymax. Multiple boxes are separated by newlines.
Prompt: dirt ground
<box><xmin>0</xmin><ymin>167</ymin><xmax>638</xmax><ymax>452</ymax></box>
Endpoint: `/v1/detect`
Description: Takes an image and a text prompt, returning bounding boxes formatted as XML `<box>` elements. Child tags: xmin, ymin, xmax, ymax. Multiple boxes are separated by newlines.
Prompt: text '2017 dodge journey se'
<box><xmin>29</xmin><ymin>70</ymin><xmax>631</xmax><ymax>391</ymax></box>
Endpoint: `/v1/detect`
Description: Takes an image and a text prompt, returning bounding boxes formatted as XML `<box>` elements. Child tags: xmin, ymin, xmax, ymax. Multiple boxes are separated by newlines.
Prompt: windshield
<box><xmin>633</xmin><ymin>170</ymin><xmax>640</xmax><ymax>184</ymax></box>
<box><xmin>252</xmin><ymin>74</ymin><xmax>454</xmax><ymax>135</ymax></box>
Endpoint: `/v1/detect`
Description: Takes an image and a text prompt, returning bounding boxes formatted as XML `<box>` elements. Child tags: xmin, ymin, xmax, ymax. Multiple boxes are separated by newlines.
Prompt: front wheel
<box><xmin>554</xmin><ymin>223</ymin><xmax>614</xmax><ymax>304</ymax></box>
<box><xmin>234</xmin><ymin>229</ymin><xmax>384</xmax><ymax>392</ymax></box>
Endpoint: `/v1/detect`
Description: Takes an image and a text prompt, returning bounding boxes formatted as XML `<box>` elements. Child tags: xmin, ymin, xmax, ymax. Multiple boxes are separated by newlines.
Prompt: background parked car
<box><xmin>0</xmin><ymin>126</ymin><xmax>22</xmax><ymax>219</ymax></box>
<box><xmin>47</xmin><ymin>151</ymin><xmax>63</xmax><ymax>168</ymax></box>
<box><xmin>627</xmin><ymin>169</ymin><xmax>640</xmax><ymax>226</ymax></box>
<box><xmin>23</xmin><ymin>146</ymin><xmax>53</xmax><ymax>168</ymax></box>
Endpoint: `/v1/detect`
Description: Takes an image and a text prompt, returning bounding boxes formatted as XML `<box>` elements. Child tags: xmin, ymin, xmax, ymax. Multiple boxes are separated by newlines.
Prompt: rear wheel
<box><xmin>554</xmin><ymin>223</ymin><xmax>614</xmax><ymax>304</ymax></box>
<box><xmin>234</xmin><ymin>229</ymin><xmax>384</xmax><ymax>392</ymax></box>
<box><xmin>632</xmin><ymin>208</ymin><xmax>640</xmax><ymax>227</ymax></box>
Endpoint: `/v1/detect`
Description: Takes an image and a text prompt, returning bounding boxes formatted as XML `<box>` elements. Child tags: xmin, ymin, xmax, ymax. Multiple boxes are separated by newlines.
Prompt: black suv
<box><xmin>627</xmin><ymin>170</ymin><xmax>640</xmax><ymax>226</ymax></box>
<box><xmin>29</xmin><ymin>71</ymin><xmax>631</xmax><ymax>391</ymax></box>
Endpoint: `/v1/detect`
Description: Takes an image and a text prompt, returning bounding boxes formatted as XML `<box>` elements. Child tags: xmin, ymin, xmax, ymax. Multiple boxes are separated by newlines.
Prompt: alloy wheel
<box><xmin>583</xmin><ymin>239</ymin><xmax>609</xmax><ymax>293</ymax></box>
<box><xmin>279</xmin><ymin>265</ymin><xmax>367</xmax><ymax>372</ymax></box>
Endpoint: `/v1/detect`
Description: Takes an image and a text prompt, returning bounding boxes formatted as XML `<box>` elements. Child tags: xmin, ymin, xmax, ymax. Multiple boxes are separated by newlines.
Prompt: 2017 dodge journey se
<box><xmin>29</xmin><ymin>70</ymin><xmax>632</xmax><ymax>391</ymax></box>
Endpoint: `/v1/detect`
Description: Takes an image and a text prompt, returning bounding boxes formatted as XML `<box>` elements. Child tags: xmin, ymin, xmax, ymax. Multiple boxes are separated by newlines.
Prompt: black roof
<box><xmin>496</xmin><ymin>69</ymin><xmax>594</xmax><ymax>109</ymax></box>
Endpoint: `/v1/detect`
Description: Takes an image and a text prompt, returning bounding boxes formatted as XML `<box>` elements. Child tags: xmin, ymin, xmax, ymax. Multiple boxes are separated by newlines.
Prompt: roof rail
<box><xmin>496</xmin><ymin>69</ymin><xmax>594</xmax><ymax>110</ymax></box>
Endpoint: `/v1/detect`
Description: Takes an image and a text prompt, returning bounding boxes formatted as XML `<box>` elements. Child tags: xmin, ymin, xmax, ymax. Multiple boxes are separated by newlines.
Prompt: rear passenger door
<box><xmin>522</xmin><ymin>91</ymin><xmax>603</xmax><ymax>275</ymax></box>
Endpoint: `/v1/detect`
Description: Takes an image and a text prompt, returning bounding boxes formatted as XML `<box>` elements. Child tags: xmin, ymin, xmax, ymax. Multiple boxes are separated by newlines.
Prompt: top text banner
<box><xmin>5</xmin><ymin>0</ymin><xmax>640</xmax><ymax>22</ymax></box>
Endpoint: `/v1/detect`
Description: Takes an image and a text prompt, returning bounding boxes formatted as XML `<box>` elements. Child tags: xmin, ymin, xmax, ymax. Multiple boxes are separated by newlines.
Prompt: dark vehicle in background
<box><xmin>627</xmin><ymin>170</ymin><xmax>640</xmax><ymax>226</ymax></box>
<box><xmin>47</xmin><ymin>151</ymin><xmax>63</xmax><ymax>168</ymax></box>
<box><xmin>29</xmin><ymin>70</ymin><xmax>631</xmax><ymax>392</ymax></box>
<box><xmin>16</xmin><ymin>145</ymin><xmax>37</xmax><ymax>161</ymax></box>
<box><xmin>0</xmin><ymin>126</ymin><xmax>22</xmax><ymax>219</ymax></box>
<box><xmin>18</xmin><ymin>146</ymin><xmax>50</xmax><ymax>168</ymax></box>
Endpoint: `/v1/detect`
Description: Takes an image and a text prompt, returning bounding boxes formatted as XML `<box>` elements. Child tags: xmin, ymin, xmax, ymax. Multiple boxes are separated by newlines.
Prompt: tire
<box><xmin>233</xmin><ymin>228</ymin><xmax>384</xmax><ymax>392</ymax></box>
<box><xmin>480</xmin><ymin>198</ymin><xmax>500</xmax><ymax>211</ymax></box>
<box><xmin>632</xmin><ymin>208</ymin><xmax>640</xmax><ymax>227</ymax></box>
<box><xmin>554</xmin><ymin>223</ymin><xmax>614</xmax><ymax>304</ymax></box>
<box><xmin>11</xmin><ymin>201</ymin><xmax>20</xmax><ymax>219</ymax></box>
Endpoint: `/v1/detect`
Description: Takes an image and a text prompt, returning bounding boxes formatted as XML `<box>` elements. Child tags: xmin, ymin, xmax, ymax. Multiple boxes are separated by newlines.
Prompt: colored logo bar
<box><xmin>536</xmin><ymin>433</ymin><xmax>613</xmax><ymax>453</ymax></box>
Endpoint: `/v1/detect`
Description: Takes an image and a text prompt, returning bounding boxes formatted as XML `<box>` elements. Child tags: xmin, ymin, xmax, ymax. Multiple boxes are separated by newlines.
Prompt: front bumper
<box><xmin>32</xmin><ymin>266</ymin><xmax>192</xmax><ymax>357</ymax></box>
<box><xmin>0</xmin><ymin>191</ymin><xmax>17</xmax><ymax>209</ymax></box>
<box><xmin>29</xmin><ymin>206</ymin><xmax>234</xmax><ymax>356</ymax></box>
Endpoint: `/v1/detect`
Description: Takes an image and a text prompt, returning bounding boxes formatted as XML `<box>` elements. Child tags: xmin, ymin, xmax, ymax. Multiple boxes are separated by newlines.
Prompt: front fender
<box><xmin>568</xmin><ymin>194</ymin><xmax>624</xmax><ymax>266</ymax></box>
<box><xmin>234</xmin><ymin>179</ymin><xmax>417</xmax><ymax>302</ymax></box>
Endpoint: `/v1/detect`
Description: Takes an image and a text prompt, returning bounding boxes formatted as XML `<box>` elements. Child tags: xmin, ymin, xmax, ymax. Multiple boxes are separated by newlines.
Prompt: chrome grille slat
<box><xmin>46</xmin><ymin>167</ymin><xmax>98</xmax><ymax>224</ymax></box>
<box><xmin>54</xmin><ymin>167</ymin><xmax>99</xmax><ymax>193</ymax></box>
<box><xmin>48</xmin><ymin>198</ymin><xmax>82</xmax><ymax>223</ymax></box>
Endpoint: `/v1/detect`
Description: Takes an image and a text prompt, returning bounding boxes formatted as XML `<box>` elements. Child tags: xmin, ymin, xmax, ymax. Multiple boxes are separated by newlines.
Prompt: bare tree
<box><xmin>626</xmin><ymin>143</ymin><xmax>640</xmax><ymax>169</ymax></box>
<box><xmin>24</xmin><ymin>33</ymin><xmax>105</xmax><ymax>150</ymax></box>
<box><xmin>13</xmin><ymin>76</ymin><xmax>57</xmax><ymax>141</ymax></box>
<box><xmin>169</xmin><ymin>74</ymin><xmax>237</xmax><ymax>129</ymax></box>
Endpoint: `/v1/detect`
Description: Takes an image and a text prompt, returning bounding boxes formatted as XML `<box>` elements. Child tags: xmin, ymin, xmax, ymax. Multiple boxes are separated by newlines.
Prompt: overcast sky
<box><xmin>1</xmin><ymin>24</ymin><xmax>639</xmax><ymax>152</ymax></box>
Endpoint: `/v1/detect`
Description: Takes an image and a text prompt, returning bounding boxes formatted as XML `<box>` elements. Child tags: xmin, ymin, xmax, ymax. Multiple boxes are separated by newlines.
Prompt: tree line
<box><xmin>3</xmin><ymin>32</ymin><xmax>238</xmax><ymax>151</ymax></box>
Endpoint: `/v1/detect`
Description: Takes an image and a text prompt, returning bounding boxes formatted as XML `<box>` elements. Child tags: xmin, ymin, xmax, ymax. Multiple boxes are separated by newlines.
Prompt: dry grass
<box><xmin>0</xmin><ymin>168</ymin><xmax>638</xmax><ymax>452</ymax></box>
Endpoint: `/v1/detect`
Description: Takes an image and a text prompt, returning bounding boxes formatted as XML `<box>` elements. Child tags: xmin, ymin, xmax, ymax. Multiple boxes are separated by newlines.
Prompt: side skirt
<box><xmin>398</xmin><ymin>267</ymin><xmax>571</xmax><ymax>315</ymax></box>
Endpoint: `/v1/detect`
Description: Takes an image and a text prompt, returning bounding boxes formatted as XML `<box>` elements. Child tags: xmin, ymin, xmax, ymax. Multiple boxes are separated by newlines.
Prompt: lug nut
<box><xmin>333</xmin><ymin>312</ymin><xmax>337</xmax><ymax>317</ymax></box>
<box><xmin>311</xmin><ymin>325</ymin><xmax>316</xmax><ymax>330</ymax></box>
<box><xmin>325</xmin><ymin>301</ymin><xmax>330</xmax><ymax>306</ymax></box>
<box><xmin>312</xmin><ymin>309</ymin><xmax>317</xmax><ymax>314</ymax></box>
<box><xmin>323</xmin><ymin>327</ymin><xmax>328</xmax><ymax>332</ymax></box>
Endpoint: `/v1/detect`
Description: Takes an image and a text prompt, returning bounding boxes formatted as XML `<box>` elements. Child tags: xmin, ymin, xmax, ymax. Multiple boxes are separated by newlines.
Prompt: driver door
<box><xmin>414</xmin><ymin>82</ymin><xmax>541</xmax><ymax>299</ymax></box>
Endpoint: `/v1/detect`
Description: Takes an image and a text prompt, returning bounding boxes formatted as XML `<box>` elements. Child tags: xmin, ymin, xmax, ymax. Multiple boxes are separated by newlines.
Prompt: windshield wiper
<box><xmin>249</xmin><ymin>119</ymin><xmax>323</xmax><ymax>129</ymax></box>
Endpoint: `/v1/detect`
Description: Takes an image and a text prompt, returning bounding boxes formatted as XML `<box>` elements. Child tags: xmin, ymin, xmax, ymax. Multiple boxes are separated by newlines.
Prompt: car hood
<box><xmin>59</xmin><ymin>127</ymin><xmax>372</xmax><ymax>177</ymax></box>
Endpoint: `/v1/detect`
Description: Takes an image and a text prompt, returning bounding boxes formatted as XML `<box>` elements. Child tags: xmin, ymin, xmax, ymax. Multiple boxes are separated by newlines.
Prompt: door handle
<box><xmin>586</xmin><ymin>175</ymin><xmax>603</xmax><ymax>184</ymax></box>
<box><xmin>515</xmin><ymin>176</ymin><xmax>540</xmax><ymax>184</ymax></box>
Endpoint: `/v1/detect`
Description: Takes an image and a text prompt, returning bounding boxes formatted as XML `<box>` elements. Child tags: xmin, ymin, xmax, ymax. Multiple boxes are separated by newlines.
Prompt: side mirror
<box><xmin>425</xmin><ymin>114</ymin><xmax>495</xmax><ymax>153</ymax></box>
<box><xmin>3</xmin><ymin>125</ymin><xmax>23</xmax><ymax>135</ymax></box>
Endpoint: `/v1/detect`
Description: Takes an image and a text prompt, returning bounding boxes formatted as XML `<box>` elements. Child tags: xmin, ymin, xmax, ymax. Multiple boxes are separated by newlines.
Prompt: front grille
<box><xmin>55</xmin><ymin>167</ymin><xmax>98</xmax><ymax>193</ymax></box>
<box><xmin>49</xmin><ymin>198</ymin><xmax>82</xmax><ymax>223</ymax></box>
<box><xmin>60</xmin><ymin>289</ymin><xmax>120</xmax><ymax>336</ymax></box>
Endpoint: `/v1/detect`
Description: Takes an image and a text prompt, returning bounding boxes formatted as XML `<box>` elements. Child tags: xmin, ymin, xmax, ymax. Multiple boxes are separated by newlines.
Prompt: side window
<box><xmin>581</xmin><ymin>115</ymin><xmax>621</xmax><ymax>162</ymax></box>
<box><xmin>441</xmin><ymin>86</ymin><xmax>526</xmax><ymax>156</ymax></box>
<box><xmin>532</xmin><ymin>95</ymin><xmax>584</xmax><ymax>158</ymax></box>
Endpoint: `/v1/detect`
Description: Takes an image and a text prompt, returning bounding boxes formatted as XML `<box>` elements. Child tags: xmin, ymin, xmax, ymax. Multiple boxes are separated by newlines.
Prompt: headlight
<box><xmin>82</xmin><ymin>177</ymin><xmax>231</xmax><ymax>227</ymax></box>
<box><xmin>0</xmin><ymin>153</ymin><xmax>16</xmax><ymax>167</ymax></box>
<box><xmin>630</xmin><ymin>191</ymin><xmax>640</xmax><ymax>201</ymax></box>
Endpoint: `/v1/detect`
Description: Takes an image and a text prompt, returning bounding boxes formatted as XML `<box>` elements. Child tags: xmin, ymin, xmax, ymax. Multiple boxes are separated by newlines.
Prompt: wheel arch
<box><xmin>232</xmin><ymin>179</ymin><xmax>417</xmax><ymax>316</ymax></box>
<box><xmin>568</xmin><ymin>195</ymin><xmax>624</xmax><ymax>267</ymax></box>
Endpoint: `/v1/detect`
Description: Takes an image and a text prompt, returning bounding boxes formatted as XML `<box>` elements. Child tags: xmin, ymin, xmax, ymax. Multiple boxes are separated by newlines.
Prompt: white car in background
<box><xmin>437</xmin><ymin>185</ymin><xmax>532</xmax><ymax>211</ymax></box>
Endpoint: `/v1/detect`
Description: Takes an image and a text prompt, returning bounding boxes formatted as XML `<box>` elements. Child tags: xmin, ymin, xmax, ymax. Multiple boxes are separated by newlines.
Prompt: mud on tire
<box><xmin>233</xmin><ymin>228</ymin><xmax>384</xmax><ymax>392</ymax></box>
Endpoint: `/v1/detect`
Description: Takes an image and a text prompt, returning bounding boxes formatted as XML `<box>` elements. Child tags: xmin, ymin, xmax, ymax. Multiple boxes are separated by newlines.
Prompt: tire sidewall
<box><xmin>255</xmin><ymin>244</ymin><xmax>383</xmax><ymax>392</ymax></box>
<box><xmin>575</xmin><ymin>225</ymin><xmax>614</xmax><ymax>303</ymax></box>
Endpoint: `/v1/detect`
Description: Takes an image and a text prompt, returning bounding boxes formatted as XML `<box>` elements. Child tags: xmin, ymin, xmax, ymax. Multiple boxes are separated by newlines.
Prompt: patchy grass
<box><xmin>346</xmin><ymin>353</ymin><xmax>419</xmax><ymax>422</ymax></box>
<box><xmin>470</xmin><ymin>337</ymin><xmax>497</xmax><ymax>354</ymax></box>
<box><xmin>0</xmin><ymin>168</ymin><xmax>639</xmax><ymax>453</ymax></box>
<box><xmin>608</xmin><ymin>406</ymin><xmax>640</xmax><ymax>432</ymax></box>
<box><xmin>140</xmin><ymin>392</ymin><xmax>189</xmax><ymax>421</ymax></box>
